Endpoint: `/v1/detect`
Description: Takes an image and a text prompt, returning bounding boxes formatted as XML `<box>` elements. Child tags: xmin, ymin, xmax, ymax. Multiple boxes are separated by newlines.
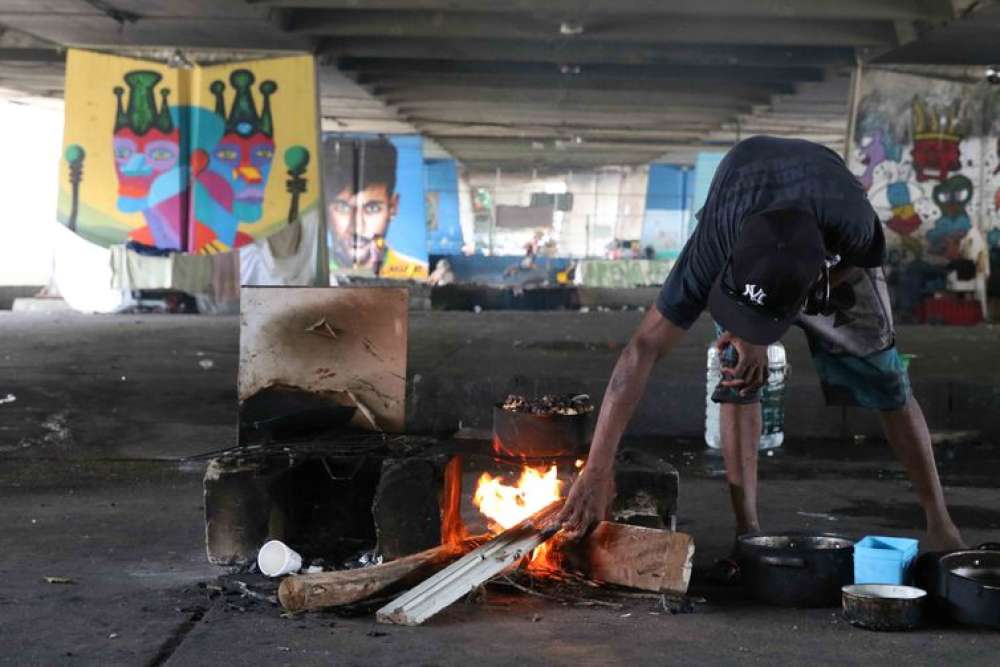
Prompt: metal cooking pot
<box><xmin>492</xmin><ymin>405</ymin><xmax>589</xmax><ymax>459</ymax></box>
<box><xmin>738</xmin><ymin>531</ymin><xmax>855</xmax><ymax>607</ymax></box>
<box><xmin>935</xmin><ymin>543</ymin><xmax>1000</xmax><ymax>629</ymax></box>
<box><xmin>841</xmin><ymin>584</ymin><xmax>926</xmax><ymax>631</ymax></box>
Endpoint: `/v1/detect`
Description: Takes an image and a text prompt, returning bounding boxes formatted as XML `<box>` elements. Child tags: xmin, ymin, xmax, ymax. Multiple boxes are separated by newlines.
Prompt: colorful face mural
<box><xmin>910</xmin><ymin>97</ymin><xmax>966</xmax><ymax>183</ymax></box>
<box><xmin>58</xmin><ymin>49</ymin><xmax>319</xmax><ymax>255</ymax></box>
<box><xmin>208</xmin><ymin>71</ymin><xmax>277</xmax><ymax>224</ymax></box>
<box><xmin>323</xmin><ymin>134</ymin><xmax>428</xmax><ymax>280</ymax></box>
<box><xmin>110</xmin><ymin>71</ymin><xmax>185</xmax><ymax>249</ymax></box>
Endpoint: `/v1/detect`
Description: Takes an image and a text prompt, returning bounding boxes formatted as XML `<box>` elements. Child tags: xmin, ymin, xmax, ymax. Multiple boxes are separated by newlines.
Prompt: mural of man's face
<box><xmin>113</xmin><ymin>127</ymin><xmax>180</xmax><ymax>212</ymax></box>
<box><xmin>329</xmin><ymin>182</ymin><xmax>399</xmax><ymax>268</ymax></box>
<box><xmin>210</xmin><ymin>132</ymin><xmax>276</xmax><ymax>222</ymax></box>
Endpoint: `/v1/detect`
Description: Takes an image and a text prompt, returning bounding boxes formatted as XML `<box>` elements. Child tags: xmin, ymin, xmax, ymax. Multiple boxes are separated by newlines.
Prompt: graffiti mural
<box><xmin>850</xmin><ymin>70</ymin><xmax>1000</xmax><ymax>274</ymax></box>
<box><xmin>58</xmin><ymin>49</ymin><xmax>319</xmax><ymax>255</ymax></box>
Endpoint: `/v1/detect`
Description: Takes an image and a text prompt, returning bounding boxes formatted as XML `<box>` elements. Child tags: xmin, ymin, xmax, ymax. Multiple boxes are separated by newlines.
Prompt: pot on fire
<box><xmin>492</xmin><ymin>394</ymin><xmax>591</xmax><ymax>459</ymax></box>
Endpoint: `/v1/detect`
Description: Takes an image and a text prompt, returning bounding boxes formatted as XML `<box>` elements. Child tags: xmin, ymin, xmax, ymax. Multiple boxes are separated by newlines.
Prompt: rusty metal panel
<box><xmin>239</xmin><ymin>286</ymin><xmax>407</xmax><ymax>433</ymax></box>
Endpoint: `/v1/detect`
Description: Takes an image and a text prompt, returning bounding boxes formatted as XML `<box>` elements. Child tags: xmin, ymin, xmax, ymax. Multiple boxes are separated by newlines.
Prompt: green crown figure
<box><xmin>207</xmin><ymin>69</ymin><xmax>280</xmax><ymax>222</ymax></box>
<box><xmin>114</xmin><ymin>71</ymin><xmax>174</xmax><ymax>136</ymax></box>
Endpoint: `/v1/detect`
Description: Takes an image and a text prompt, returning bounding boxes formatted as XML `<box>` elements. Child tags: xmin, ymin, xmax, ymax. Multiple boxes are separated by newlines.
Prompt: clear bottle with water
<box><xmin>705</xmin><ymin>342</ymin><xmax>788</xmax><ymax>450</ymax></box>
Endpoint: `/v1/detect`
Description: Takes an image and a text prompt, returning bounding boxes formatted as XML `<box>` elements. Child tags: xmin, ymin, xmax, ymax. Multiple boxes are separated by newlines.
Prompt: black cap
<box><xmin>708</xmin><ymin>208</ymin><xmax>826</xmax><ymax>345</ymax></box>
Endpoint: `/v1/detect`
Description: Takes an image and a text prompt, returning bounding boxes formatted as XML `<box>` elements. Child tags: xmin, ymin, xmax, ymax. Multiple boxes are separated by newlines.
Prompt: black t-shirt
<box><xmin>656</xmin><ymin>136</ymin><xmax>885</xmax><ymax>329</ymax></box>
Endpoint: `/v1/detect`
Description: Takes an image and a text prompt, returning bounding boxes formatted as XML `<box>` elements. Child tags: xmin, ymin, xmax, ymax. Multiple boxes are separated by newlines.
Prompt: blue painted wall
<box><xmin>691</xmin><ymin>151</ymin><xmax>727</xmax><ymax>236</ymax></box>
<box><xmin>425</xmin><ymin>159</ymin><xmax>465</xmax><ymax>255</ymax></box>
<box><xmin>641</xmin><ymin>164</ymin><xmax>695</xmax><ymax>259</ymax></box>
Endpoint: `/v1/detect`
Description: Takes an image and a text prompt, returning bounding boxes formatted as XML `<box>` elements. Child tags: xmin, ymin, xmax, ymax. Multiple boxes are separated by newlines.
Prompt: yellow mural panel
<box><xmin>58</xmin><ymin>49</ymin><xmax>319</xmax><ymax>255</ymax></box>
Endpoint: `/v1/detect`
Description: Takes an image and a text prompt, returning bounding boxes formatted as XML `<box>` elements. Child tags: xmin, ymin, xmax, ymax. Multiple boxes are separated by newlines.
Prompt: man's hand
<box><xmin>715</xmin><ymin>331</ymin><xmax>769</xmax><ymax>396</ymax></box>
<box><xmin>557</xmin><ymin>466</ymin><xmax>615</xmax><ymax>541</ymax></box>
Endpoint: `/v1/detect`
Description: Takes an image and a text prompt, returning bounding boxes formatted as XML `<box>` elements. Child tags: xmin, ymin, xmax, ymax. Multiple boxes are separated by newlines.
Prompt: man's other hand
<box><xmin>557</xmin><ymin>466</ymin><xmax>615</xmax><ymax>541</ymax></box>
<box><xmin>715</xmin><ymin>331</ymin><xmax>769</xmax><ymax>396</ymax></box>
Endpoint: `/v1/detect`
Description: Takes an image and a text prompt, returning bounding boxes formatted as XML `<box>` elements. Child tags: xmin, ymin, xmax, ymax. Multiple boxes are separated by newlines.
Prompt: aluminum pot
<box><xmin>937</xmin><ymin>544</ymin><xmax>1000</xmax><ymax>629</ymax></box>
<box><xmin>841</xmin><ymin>584</ymin><xmax>926</xmax><ymax>631</ymax></box>
<box><xmin>917</xmin><ymin>542</ymin><xmax>1000</xmax><ymax>628</ymax></box>
<box><xmin>738</xmin><ymin>531</ymin><xmax>855</xmax><ymax>607</ymax></box>
<box><xmin>492</xmin><ymin>405</ymin><xmax>589</xmax><ymax>459</ymax></box>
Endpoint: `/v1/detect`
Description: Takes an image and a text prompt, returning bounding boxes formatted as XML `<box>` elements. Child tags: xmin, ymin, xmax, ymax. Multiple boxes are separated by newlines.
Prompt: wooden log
<box><xmin>376</xmin><ymin>500</ymin><xmax>565</xmax><ymax>626</ymax></box>
<box><xmin>548</xmin><ymin>522</ymin><xmax>694</xmax><ymax>595</ymax></box>
<box><xmin>278</xmin><ymin>536</ymin><xmax>485</xmax><ymax>612</ymax></box>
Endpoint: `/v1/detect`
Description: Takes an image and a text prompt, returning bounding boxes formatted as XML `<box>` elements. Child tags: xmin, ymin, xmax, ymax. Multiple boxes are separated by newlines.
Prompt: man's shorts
<box><xmin>713</xmin><ymin>267</ymin><xmax>911</xmax><ymax>411</ymax></box>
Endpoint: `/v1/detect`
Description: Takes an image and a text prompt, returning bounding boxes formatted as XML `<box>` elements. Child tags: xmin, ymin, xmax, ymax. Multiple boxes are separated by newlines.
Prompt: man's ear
<box><xmin>389</xmin><ymin>192</ymin><xmax>400</xmax><ymax>219</ymax></box>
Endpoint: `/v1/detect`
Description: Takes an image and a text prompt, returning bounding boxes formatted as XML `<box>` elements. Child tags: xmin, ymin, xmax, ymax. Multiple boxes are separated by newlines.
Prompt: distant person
<box><xmin>559</xmin><ymin>137</ymin><xmax>965</xmax><ymax>562</ymax></box>
<box><xmin>504</xmin><ymin>240</ymin><xmax>537</xmax><ymax>278</ymax></box>
<box><xmin>428</xmin><ymin>258</ymin><xmax>455</xmax><ymax>286</ymax></box>
<box><xmin>325</xmin><ymin>137</ymin><xmax>399</xmax><ymax>275</ymax></box>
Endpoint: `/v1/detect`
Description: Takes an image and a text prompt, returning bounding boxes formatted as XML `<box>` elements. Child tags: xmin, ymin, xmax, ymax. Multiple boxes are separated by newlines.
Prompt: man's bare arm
<box><xmin>558</xmin><ymin>307</ymin><xmax>687</xmax><ymax>538</ymax></box>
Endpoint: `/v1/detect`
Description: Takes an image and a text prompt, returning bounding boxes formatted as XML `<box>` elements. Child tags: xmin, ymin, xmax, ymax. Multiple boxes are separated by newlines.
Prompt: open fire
<box><xmin>473</xmin><ymin>464</ymin><xmax>562</xmax><ymax>532</ymax></box>
<box><xmin>472</xmin><ymin>463</ymin><xmax>573</xmax><ymax>571</ymax></box>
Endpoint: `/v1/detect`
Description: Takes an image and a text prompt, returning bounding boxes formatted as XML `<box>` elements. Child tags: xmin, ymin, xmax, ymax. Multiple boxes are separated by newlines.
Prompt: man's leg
<box><xmin>879</xmin><ymin>396</ymin><xmax>965</xmax><ymax>551</ymax></box>
<box><xmin>720</xmin><ymin>402</ymin><xmax>762</xmax><ymax>536</ymax></box>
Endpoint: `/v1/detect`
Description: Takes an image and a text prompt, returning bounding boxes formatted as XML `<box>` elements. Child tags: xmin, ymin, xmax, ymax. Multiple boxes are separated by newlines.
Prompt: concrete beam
<box><xmin>0</xmin><ymin>48</ymin><xmax>63</xmax><ymax>62</ymax></box>
<box><xmin>396</xmin><ymin>101</ymin><xmax>738</xmax><ymax>122</ymax></box>
<box><xmin>0</xmin><ymin>13</ymin><xmax>311</xmax><ymax>50</ymax></box>
<box><xmin>296</xmin><ymin>11</ymin><xmax>896</xmax><ymax>48</ymax></box>
<box><xmin>377</xmin><ymin>85</ymin><xmax>769</xmax><ymax>108</ymax></box>
<box><xmin>336</xmin><ymin>58</ymin><xmax>828</xmax><ymax>84</ymax></box>
<box><xmin>872</xmin><ymin>1</ymin><xmax>1000</xmax><ymax>64</ymax></box>
<box><xmin>322</xmin><ymin>38</ymin><xmax>856</xmax><ymax>67</ymax></box>
<box><xmin>415</xmin><ymin>122</ymin><xmax>710</xmax><ymax>142</ymax></box>
<box><xmin>403</xmin><ymin>110</ymin><xmax>728</xmax><ymax>133</ymax></box>
<box><xmin>357</xmin><ymin>72</ymin><xmax>793</xmax><ymax>96</ymax></box>
<box><xmin>256</xmin><ymin>0</ymin><xmax>952</xmax><ymax>22</ymax></box>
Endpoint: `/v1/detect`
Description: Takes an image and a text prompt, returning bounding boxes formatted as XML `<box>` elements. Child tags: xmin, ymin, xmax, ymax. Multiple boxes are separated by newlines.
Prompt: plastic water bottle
<box><xmin>705</xmin><ymin>342</ymin><xmax>788</xmax><ymax>450</ymax></box>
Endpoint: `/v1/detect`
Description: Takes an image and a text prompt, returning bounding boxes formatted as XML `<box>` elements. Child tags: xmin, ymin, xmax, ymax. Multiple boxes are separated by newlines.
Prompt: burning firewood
<box><xmin>376</xmin><ymin>500</ymin><xmax>565</xmax><ymax>626</ymax></box>
<box><xmin>278</xmin><ymin>535</ymin><xmax>488</xmax><ymax>613</ymax></box>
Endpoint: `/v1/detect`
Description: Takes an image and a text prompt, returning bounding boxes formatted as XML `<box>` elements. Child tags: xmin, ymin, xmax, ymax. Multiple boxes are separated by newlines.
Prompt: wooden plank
<box><xmin>549</xmin><ymin>522</ymin><xmax>695</xmax><ymax>595</ymax></box>
<box><xmin>376</xmin><ymin>500</ymin><xmax>564</xmax><ymax>626</ymax></box>
<box><xmin>277</xmin><ymin>535</ymin><xmax>486</xmax><ymax>612</ymax></box>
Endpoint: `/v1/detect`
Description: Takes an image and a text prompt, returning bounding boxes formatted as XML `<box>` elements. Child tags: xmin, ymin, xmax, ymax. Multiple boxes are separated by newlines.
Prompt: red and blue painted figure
<box><xmin>112</xmin><ymin>71</ymin><xmax>186</xmax><ymax>250</ymax></box>
<box><xmin>207</xmin><ymin>70</ymin><xmax>277</xmax><ymax>226</ymax></box>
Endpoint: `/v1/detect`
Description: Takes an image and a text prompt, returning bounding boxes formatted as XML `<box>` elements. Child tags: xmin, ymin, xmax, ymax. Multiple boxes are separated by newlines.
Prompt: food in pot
<box><xmin>500</xmin><ymin>393</ymin><xmax>594</xmax><ymax>416</ymax></box>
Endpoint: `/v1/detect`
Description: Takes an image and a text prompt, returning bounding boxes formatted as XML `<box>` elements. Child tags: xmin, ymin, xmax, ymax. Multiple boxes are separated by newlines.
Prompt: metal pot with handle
<box><xmin>737</xmin><ymin>531</ymin><xmax>855</xmax><ymax>607</ymax></box>
<box><xmin>937</xmin><ymin>543</ymin><xmax>1000</xmax><ymax>629</ymax></box>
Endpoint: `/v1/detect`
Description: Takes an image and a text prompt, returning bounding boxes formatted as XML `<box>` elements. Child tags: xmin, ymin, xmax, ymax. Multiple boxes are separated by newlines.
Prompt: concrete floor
<box><xmin>1</xmin><ymin>311</ymin><xmax>999</xmax><ymax>665</ymax></box>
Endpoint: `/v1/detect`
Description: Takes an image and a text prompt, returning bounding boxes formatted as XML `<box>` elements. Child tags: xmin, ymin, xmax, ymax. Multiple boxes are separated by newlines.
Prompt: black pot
<box><xmin>492</xmin><ymin>405</ymin><xmax>589</xmax><ymax>459</ymax></box>
<box><xmin>738</xmin><ymin>532</ymin><xmax>855</xmax><ymax>607</ymax></box>
<box><xmin>937</xmin><ymin>544</ymin><xmax>1000</xmax><ymax>629</ymax></box>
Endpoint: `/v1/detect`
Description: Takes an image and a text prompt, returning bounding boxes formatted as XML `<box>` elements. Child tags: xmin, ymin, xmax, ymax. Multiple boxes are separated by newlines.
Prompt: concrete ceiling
<box><xmin>0</xmin><ymin>0</ymin><xmax>993</xmax><ymax>170</ymax></box>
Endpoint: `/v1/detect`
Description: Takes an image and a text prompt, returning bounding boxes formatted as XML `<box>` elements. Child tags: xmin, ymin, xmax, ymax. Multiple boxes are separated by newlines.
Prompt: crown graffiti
<box><xmin>114</xmin><ymin>70</ymin><xmax>174</xmax><ymax>135</ymax></box>
<box><xmin>911</xmin><ymin>96</ymin><xmax>968</xmax><ymax>142</ymax></box>
<box><xmin>210</xmin><ymin>69</ymin><xmax>278</xmax><ymax>138</ymax></box>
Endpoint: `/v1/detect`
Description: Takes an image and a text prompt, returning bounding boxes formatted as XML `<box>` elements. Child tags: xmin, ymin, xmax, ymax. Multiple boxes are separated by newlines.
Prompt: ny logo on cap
<box><xmin>743</xmin><ymin>284</ymin><xmax>767</xmax><ymax>306</ymax></box>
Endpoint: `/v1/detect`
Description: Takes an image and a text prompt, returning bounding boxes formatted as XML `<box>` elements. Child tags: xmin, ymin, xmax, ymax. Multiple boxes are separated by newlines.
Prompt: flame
<box><xmin>473</xmin><ymin>465</ymin><xmax>562</xmax><ymax>532</ymax></box>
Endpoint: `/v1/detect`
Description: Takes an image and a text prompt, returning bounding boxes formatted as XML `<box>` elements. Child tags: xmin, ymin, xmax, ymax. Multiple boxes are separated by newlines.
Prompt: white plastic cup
<box><xmin>257</xmin><ymin>540</ymin><xmax>303</xmax><ymax>577</ymax></box>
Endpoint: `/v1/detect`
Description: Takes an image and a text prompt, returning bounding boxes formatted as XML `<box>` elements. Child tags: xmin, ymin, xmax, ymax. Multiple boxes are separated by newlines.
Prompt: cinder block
<box><xmin>372</xmin><ymin>451</ymin><xmax>462</xmax><ymax>560</ymax></box>
<box><xmin>612</xmin><ymin>448</ymin><xmax>679</xmax><ymax>528</ymax></box>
